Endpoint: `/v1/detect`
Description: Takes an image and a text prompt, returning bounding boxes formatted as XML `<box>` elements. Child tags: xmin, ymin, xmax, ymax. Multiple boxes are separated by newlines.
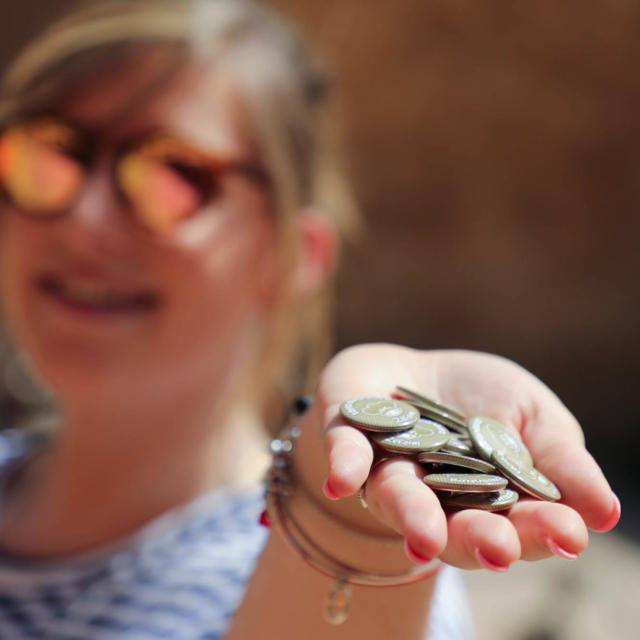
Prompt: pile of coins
<box><xmin>339</xmin><ymin>387</ymin><xmax>560</xmax><ymax>512</ymax></box>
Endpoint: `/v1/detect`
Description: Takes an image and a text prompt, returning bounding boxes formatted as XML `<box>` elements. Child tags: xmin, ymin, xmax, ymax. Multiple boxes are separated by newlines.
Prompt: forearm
<box><xmin>226</xmin><ymin>416</ymin><xmax>438</xmax><ymax>639</ymax></box>
<box><xmin>226</xmin><ymin>529</ymin><xmax>437</xmax><ymax>640</ymax></box>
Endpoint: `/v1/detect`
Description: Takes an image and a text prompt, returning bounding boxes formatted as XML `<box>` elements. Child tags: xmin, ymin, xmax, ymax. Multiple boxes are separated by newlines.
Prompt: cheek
<box><xmin>0</xmin><ymin>217</ymin><xmax>37</xmax><ymax>325</ymax></box>
<box><xmin>177</xmin><ymin>208</ymin><xmax>280</xmax><ymax>303</ymax></box>
<box><xmin>159</xmin><ymin>214</ymin><xmax>281</xmax><ymax>350</ymax></box>
<box><xmin>0</xmin><ymin>220</ymin><xmax>57</xmax><ymax>385</ymax></box>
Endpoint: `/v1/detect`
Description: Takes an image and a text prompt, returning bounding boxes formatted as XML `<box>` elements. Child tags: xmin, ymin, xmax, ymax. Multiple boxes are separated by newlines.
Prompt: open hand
<box><xmin>309</xmin><ymin>344</ymin><xmax>619</xmax><ymax>571</ymax></box>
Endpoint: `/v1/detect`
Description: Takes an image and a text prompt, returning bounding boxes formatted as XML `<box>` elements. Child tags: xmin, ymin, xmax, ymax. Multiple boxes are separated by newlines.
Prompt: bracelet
<box><xmin>264</xmin><ymin>425</ymin><xmax>441</xmax><ymax>625</ymax></box>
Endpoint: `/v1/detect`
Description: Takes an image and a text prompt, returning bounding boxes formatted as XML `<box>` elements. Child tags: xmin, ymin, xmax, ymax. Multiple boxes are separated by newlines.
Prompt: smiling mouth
<box><xmin>36</xmin><ymin>274</ymin><xmax>160</xmax><ymax>313</ymax></box>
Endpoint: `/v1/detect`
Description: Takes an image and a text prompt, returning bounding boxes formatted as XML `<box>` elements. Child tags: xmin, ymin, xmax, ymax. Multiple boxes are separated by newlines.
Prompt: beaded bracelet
<box><xmin>264</xmin><ymin>425</ymin><xmax>441</xmax><ymax>625</ymax></box>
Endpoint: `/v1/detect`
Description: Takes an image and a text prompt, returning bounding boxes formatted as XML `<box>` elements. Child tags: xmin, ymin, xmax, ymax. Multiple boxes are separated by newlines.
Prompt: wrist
<box><xmin>264</xmin><ymin>423</ymin><xmax>441</xmax><ymax>624</ymax></box>
<box><xmin>293</xmin><ymin>411</ymin><xmax>400</xmax><ymax>541</ymax></box>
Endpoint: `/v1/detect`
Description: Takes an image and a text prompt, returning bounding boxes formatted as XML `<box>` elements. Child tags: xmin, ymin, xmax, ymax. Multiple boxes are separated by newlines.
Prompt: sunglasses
<box><xmin>0</xmin><ymin>115</ymin><xmax>270</xmax><ymax>235</ymax></box>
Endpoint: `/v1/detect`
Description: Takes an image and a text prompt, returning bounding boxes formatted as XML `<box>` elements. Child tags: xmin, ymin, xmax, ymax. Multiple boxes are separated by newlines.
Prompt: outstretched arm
<box><xmin>227</xmin><ymin>344</ymin><xmax>619</xmax><ymax>639</ymax></box>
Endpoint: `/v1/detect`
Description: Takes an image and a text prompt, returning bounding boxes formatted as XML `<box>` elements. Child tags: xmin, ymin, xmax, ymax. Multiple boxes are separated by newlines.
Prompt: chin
<box><xmin>18</xmin><ymin>337</ymin><xmax>140</xmax><ymax>405</ymax></box>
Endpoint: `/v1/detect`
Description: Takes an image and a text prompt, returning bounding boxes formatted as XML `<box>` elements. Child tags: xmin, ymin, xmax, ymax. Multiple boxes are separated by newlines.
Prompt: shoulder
<box><xmin>116</xmin><ymin>486</ymin><xmax>269</xmax><ymax>583</ymax></box>
<box><xmin>0</xmin><ymin>486</ymin><xmax>269</xmax><ymax>639</ymax></box>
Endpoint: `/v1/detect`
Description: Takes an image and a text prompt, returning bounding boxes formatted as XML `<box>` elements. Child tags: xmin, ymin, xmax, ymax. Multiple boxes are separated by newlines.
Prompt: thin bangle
<box><xmin>265</xmin><ymin>425</ymin><xmax>441</xmax><ymax>625</ymax></box>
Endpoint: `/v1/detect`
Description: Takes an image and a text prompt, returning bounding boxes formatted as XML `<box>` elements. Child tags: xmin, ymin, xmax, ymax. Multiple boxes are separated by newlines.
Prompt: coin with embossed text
<box><xmin>442</xmin><ymin>433</ymin><xmax>474</xmax><ymax>455</ymax></box>
<box><xmin>441</xmin><ymin>488</ymin><xmax>519</xmax><ymax>512</ymax></box>
<box><xmin>408</xmin><ymin>401</ymin><xmax>468</xmax><ymax>434</ymax></box>
<box><xmin>423</xmin><ymin>473</ymin><xmax>508</xmax><ymax>493</ymax></box>
<box><xmin>340</xmin><ymin>397</ymin><xmax>419</xmax><ymax>432</ymax></box>
<box><xmin>468</xmin><ymin>416</ymin><xmax>533</xmax><ymax>468</ymax></box>
<box><xmin>372</xmin><ymin>418</ymin><xmax>450</xmax><ymax>453</ymax></box>
<box><xmin>492</xmin><ymin>450</ymin><xmax>561</xmax><ymax>501</ymax></box>
<box><xmin>395</xmin><ymin>386</ymin><xmax>466</xmax><ymax>422</ymax></box>
<box><xmin>418</xmin><ymin>451</ymin><xmax>496</xmax><ymax>473</ymax></box>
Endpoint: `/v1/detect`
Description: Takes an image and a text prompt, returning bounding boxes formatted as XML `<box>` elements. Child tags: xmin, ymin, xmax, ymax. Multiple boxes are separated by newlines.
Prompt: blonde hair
<box><xmin>0</xmin><ymin>0</ymin><xmax>360</xmax><ymax>428</ymax></box>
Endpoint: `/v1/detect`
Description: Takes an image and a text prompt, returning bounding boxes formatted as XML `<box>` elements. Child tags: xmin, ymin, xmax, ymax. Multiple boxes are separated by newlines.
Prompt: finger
<box><xmin>507</xmin><ymin>499</ymin><xmax>589</xmax><ymax>561</ymax></box>
<box><xmin>364</xmin><ymin>458</ymin><xmax>448</xmax><ymax>562</ymax></box>
<box><xmin>324</xmin><ymin>424</ymin><xmax>373</xmax><ymax>498</ymax></box>
<box><xmin>492</xmin><ymin>382</ymin><xmax>620</xmax><ymax>532</ymax></box>
<box><xmin>440</xmin><ymin>351</ymin><xmax>618</xmax><ymax>531</ymax></box>
<box><xmin>528</xmin><ymin>441</ymin><xmax>619</xmax><ymax>532</ymax></box>
<box><xmin>440</xmin><ymin>509</ymin><xmax>521</xmax><ymax>571</ymax></box>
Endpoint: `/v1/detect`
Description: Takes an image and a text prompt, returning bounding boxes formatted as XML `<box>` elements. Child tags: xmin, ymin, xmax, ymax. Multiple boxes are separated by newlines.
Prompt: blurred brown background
<box><xmin>2</xmin><ymin>0</ymin><xmax>639</xmax><ymax>524</ymax></box>
<box><xmin>1</xmin><ymin>0</ymin><xmax>638</xmax><ymax>535</ymax></box>
<box><xmin>1</xmin><ymin>1</ymin><xmax>639</xmax><ymax>638</ymax></box>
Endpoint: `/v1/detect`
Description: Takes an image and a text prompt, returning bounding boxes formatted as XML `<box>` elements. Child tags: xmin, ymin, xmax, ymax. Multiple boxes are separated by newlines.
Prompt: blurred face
<box><xmin>0</xmin><ymin>52</ymin><xmax>281</xmax><ymax>404</ymax></box>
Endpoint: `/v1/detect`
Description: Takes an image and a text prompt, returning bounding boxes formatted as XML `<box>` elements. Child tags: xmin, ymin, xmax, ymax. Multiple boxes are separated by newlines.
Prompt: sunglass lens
<box><xmin>0</xmin><ymin>119</ymin><xmax>85</xmax><ymax>214</ymax></box>
<box><xmin>117</xmin><ymin>137</ymin><xmax>213</xmax><ymax>235</ymax></box>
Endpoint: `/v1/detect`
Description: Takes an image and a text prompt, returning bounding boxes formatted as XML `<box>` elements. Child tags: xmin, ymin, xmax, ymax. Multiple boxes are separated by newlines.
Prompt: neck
<box><xmin>0</xmin><ymin>388</ymin><xmax>269</xmax><ymax>558</ymax></box>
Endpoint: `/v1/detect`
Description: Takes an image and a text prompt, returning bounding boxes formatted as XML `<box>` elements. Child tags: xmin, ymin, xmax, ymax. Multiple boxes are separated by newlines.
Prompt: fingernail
<box><xmin>474</xmin><ymin>548</ymin><xmax>509</xmax><ymax>572</ymax></box>
<box><xmin>322</xmin><ymin>478</ymin><xmax>340</xmax><ymax>501</ymax></box>
<box><xmin>592</xmin><ymin>493</ymin><xmax>621</xmax><ymax>532</ymax></box>
<box><xmin>544</xmin><ymin>536</ymin><xmax>578</xmax><ymax>560</ymax></box>
<box><xmin>404</xmin><ymin>539</ymin><xmax>433</xmax><ymax>565</ymax></box>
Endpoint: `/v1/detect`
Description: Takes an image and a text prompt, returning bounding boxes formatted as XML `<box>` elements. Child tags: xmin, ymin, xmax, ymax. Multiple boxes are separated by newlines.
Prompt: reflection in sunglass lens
<box><xmin>117</xmin><ymin>137</ymin><xmax>215</xmax><ymax>235</ymax></box>
<box><xmin>0</xmin><ymin>119</ymin><xmax>86</xmax><ymax>214</ymax></box>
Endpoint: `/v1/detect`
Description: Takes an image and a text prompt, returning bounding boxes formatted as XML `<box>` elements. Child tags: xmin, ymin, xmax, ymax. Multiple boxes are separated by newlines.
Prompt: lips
<box><xmin>36</xmin><ymin>273</ymin><xmax>159</xmax><ymax>313</ymax></box>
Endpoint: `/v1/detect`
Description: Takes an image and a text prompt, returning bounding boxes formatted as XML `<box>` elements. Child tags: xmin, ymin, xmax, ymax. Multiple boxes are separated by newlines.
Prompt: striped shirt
<box><xmin>0</xmin><ymin>488</ymin><xmax>472</xmax><ymax>639</ymax></box>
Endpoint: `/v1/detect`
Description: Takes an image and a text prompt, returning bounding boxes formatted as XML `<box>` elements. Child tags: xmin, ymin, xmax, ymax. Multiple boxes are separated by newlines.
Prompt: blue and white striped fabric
<box><xmin>0</xmin><ymin>487</ymin><xmax>472</xmax><ymax>639</ymax></box>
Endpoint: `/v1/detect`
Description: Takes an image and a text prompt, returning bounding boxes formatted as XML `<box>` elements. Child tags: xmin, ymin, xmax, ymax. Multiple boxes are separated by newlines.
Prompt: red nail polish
<box><xmin>322</xmin><ymin>478</ymin><xmax>340</xmax><ymax>501</ymax></box>
<box><xmin>404</xmin><ymin>539</ymin><xmax>433</xmax><ymax>565</ymax></box>
<box><xmin>474</xmin><ymin>548</ymin><xmax>509</xmax><ymax>572</ymax></box>
<box><xmin>592</xmin><ymin>494</ymin><xmax>621</xmax><ymax>532</ymax></box>
<box><xmin>259</xmin><ymin>509</ymin><xmax>271</xmax><ymax>528</ymax></box>
<box><xmin>544</xmin><ymin>536</ymin><xmax>578</xmax><ymax>560</ymax></box>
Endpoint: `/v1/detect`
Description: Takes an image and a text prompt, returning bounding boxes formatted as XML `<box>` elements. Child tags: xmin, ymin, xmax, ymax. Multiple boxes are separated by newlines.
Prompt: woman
<box><xmin>0</xmin><ymin>1</ymin><xmax>619</xmax><ymax>638</ymax></box>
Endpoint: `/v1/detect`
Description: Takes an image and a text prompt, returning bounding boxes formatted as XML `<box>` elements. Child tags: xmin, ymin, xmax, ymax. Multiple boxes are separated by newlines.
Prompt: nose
<box><xmin>61</xmin><ymin>153</ymin><xmax>136</xmax><ymax>253</ymax></box>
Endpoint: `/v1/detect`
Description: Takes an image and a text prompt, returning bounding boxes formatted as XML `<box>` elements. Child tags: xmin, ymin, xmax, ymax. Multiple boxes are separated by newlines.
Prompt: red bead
<box><xmin>259</xmin><ymin>509</ymin><xmax>271</xmax><ymax>528</ymax></box>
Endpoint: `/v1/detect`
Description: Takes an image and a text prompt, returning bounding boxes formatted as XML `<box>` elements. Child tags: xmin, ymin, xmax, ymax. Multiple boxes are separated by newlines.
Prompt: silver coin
<box><xmin>441</xmin><ymin>488</ymin><xmax>519</xmax><ymax>512</ymax></box>
<box><xmin>492</xmin><ymin>450</ymin><xmax>561</xmax><ymax>501</ymax></box>
<box><xmin>395</xmin><ymin>386</ymin><xmax>466</xmax><ymax>422</ymax></box>
<box><xmin>468</xmin><ymin>416</ymin><xmax>533</xmax><ymax>468</ymax></box>
<box><xmin>408</xmin><ymin>401</ymin><xmax>468</xmax><ymax>434</ymax></box>
<box><xmin>340</xmin><ymin>397</ymin><xmax>419</xmax><ymax>432</ymax></box>
<box><xmin>372</xmin><ymin>419</ymin><xmax>450</xmax><ymax>453</ymax></box>
<box><xmin>418</xmin><ymin>451</ymin><xmax>496</xmax><ymax>473</ymax></box>
<box><xmin>423</xmin><ymin>473</ymin><xmax>508</xmax><ymax>493</ymax></box>
<box><xmin>442</xmin><ymin>433</ymin><xmax>474</xmax><ymax>455</ymax></box>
